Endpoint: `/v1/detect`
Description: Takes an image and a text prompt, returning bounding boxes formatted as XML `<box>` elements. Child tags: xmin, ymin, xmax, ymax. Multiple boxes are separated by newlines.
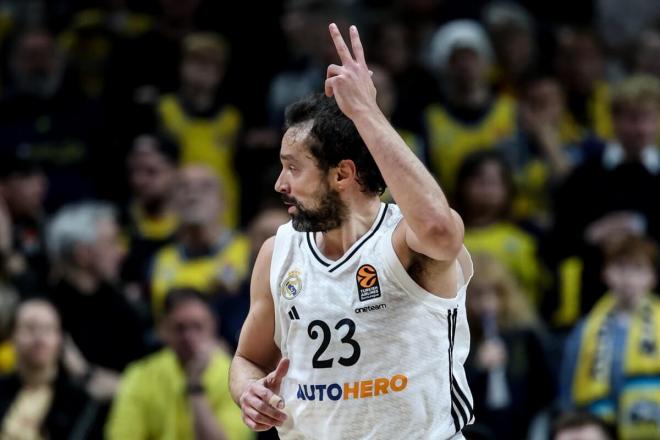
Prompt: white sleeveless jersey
<box><xmin>270</xmin><ymin>203</ymin><xmax>474</xmax><ymax>440</ymax></box>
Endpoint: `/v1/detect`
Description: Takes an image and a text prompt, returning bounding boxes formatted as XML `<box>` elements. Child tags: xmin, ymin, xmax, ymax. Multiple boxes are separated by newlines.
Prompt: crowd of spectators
<box><xmin>1</xmin><ymin>0</ymin><xmax>660</xmax><ymax>438</ymax></box>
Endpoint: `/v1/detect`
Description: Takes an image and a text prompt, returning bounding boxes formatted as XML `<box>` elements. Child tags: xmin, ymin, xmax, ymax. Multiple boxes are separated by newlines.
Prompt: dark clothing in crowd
<box><xmin>7</xmin><ymin>218</ymin><xmax>49</xmax><ymax>296</ymax></box>
<box><xmin>49</xmin><ymin>280</ymin><xmax>150</xmax><ymax>372</ymax></box>
<box><xmin>0</xmin><ymin>77</ymin><xmax>102</xmax><ymax>211</ymax></box>
<box><xmin>465</xmin><ymin>327</ymin><xmax>557</xmax><ymax>440</ymax></box>
<box><xmin>0</xmin><ymin>370</ymin><xmax>95</xmax><ymax>439</ymax></box>
<box><xmin>213</xmin><ymin>280</ymin><xmax>251</xmax><ymax>350</ymax></box>
<box><xmin>120</xmin><ymin>215</ymin><xmax>176</xmax><ymax>286</ymax></box>
<box><xmin>106</xmin><ymin>30</ymin><xmax>181</xmax><ymax>117</ymax></box>
<box><xmin>553</xmin><ymin>144</ymin><xmax>660</xmax><ymax>314</ymax></box>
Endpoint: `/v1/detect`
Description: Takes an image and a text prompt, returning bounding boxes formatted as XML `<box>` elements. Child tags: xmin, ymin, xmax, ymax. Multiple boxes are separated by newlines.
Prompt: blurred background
<box><xmin>0</xmin><ymin>0</ymin><xmax>660</xmax><ymax>439</ymax></box>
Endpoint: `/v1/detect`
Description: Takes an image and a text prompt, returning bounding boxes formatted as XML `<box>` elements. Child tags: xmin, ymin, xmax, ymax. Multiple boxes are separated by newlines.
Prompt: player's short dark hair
<box><xmin>550</xmin><ymin>411</ymin><xmax>614</xmax><ymax>440</ymax></box>
<box><xmin>163</xmin><ymin>288</ymin><xmax>212</xmax><ymax>317</ymax></box>
<box><xmin>284</xmin><ymin>93</ymin><xmax>386</xmax><ymax>196</ymax></box>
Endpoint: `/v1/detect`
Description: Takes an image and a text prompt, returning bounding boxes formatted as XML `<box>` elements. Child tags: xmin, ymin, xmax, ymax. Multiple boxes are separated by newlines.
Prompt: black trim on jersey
<box><xmin>448</xmin><ymin>308</ymin><xmax>459</xmax><ymax>432</ymax></box>
<box><xmin>452</xmin><ymin>390</ymin><xmax>469</xmax><ymax>427</ymax></box>
<box><xmin>448</xmin><ymin>307</ymin><xmax>473</xmax><ymax>433</ymax></box>
<box><xmin>306</xmin><ymin>233</ymin><xmax>330</xmax><ymax>267</ymax></box>
<box><xmin>306</xmin><ymin>204</ymin><xmax>389</xmax><ymax>272</ymax></box>
<box><xmin>452</xmin><ymin>377</ymin><xmax>474</xmax><ymax>423</ymax></box>
<box><xmin>450</xmin><ymin>403</ymin><xmax>461</xmax><ymax>433</ymax></box>
<box><xmin>329</xmin><ymin>204</ymin><xmax>388</xmax><ymax>272</ymax></box>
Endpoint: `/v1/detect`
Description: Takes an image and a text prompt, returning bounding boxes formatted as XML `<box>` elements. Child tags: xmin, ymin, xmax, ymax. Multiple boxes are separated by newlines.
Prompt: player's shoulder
<box><xmin>250</xmin><ymin>236</ymin><xmax>277</xmax><ymax>296</ymax></box>
<box><xmin>257</xmin><ymin>236</ymin><xmax>276</xmax><ymax>263</ymax></box>
<box><xmin>255</xmin><ymin>224</ymin><xmax>295</xmax><ymax>267</ymax></box>
<box><xmin>381</xmin><ymin>202</ymin><xmax>403</xmax><ymax>228</ymax></box>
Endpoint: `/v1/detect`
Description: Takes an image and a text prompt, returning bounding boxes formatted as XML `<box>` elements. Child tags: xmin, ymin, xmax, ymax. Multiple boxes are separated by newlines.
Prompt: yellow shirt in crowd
<box><xmin>424</xmin><ymin>94</ymin><xmax>517</xmax><ymax>192</ymax></box>
<box><xmin>106</xmin><ymin>348</ymin><xmax>252</xmax><ymax>440</ymax></box>
<box><xmin>150</xmin><ymin>233</ymin><xmax>250</xmax><ymax>319</ymax></box>
<box><xmin>158</xmin><ymin>95</ymin><xmax>242</xmax><ymax>229</ymax></box>
<box><xmin>558</xmin><ymin>81</ymin><xmax>613</xmax><ymax>144</ymax></box>
<box><xmin>464</xmin><ymin>222</ymin><xmax>543</xmax><ymax>305</ymax></box>
<box><xmin>0</xmin><ymin>340</ymin><xmax>14</xmax><ymax>374</ymax></box>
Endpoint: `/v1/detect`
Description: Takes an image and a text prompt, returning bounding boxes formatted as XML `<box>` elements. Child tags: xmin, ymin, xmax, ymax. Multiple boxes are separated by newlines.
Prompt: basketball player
<box><xmin>229</xmin><ymin>23</ymin><xmax>474</xmax><ymax>439</ymax></box>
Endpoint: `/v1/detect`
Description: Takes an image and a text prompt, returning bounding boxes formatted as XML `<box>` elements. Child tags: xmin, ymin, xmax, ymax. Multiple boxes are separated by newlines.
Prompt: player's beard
<box><xmin>284</xmin><ymin>183</ymin><xmax>347</xmax><ymax>233</ymax></box>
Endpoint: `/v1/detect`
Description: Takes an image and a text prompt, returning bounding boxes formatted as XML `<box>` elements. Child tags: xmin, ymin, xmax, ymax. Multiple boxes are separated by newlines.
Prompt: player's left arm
<box><xmin>325</xmin><ymin>23</ymin><xmax>464</xmax><ymax>264</ymax></box>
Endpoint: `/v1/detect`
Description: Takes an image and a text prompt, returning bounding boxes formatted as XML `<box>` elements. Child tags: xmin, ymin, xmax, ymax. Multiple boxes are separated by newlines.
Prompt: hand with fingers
<box><xmin>325</xmin><ymin>23</ymin><xmax>380</xmax><ymax>120</ymax></box>
<box><xmin>239</xmin><ymin>357</ymin><xmax>290</xmax><ymax>431</ymax></box>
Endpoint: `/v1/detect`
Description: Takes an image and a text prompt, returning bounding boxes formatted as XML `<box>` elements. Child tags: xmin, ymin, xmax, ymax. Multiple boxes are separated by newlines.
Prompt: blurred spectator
<box><xmin>46</xmin><ymin>202</ymin><xmax>150</xmax><ymax>401</ymax></box>
<box><xmin>554</xmin><ymin>27</ymin><xmax>612</xmax><ymax>143</ymax></box>
<box><xmin>121</xmin><ymin>134</ymin><xmax>179</xmax><ymax>291</ymax></box>
<box><xmin>466</xmin><ymin>253</ymin><xmax>555</xmax><ymax>440</ymax></box>
<box><xmin>369</xmin><ymin>17</ymin><xmax>438</xmax><ymax>131</ymax></box>
<box><xmin>455</xmin><ymin>150</ymin><xmax>545</xmax><ymax>306</ymax></box>
<box><xmin>0</xmin><ymin>27</ymin><xmax>102</xmax><ymax>210</ymax></box>
<box><xmin>633</xmin><ymin>29</ymin><xmax>660</xmax><ymax>80</ymax></box>
<box><xmin>3</xmin><ymin>28</ymin><xmax>65</xmax><ymax>99</ymax></box>
<box><xmin>0</xmin><ymin>155</ymin><xmax>49</xmax><ymax>295</ymax></box>
<box><xmin>106</xmin><ymin>288</ymin><xmax>252</xmax><ymax>440</ymax></box>
<box><xmin>370</xmin><ymin>64</ymin><xmax>424</xmax><ymax>158</ymax></box>
<box><xmin>595</xmin><ymin>0</ymin><xmax>660</xmax><ymax>72</ymax></box>
<box><xmin>0</xmin><ymin>284</ymin><xmax>18</xmax><ymax>373</ymax></box>
<box><xmin>551</xmin><ymin>411</ymin><xmax>614</xmax><ymax>440</ymax></box>
<box><xmin>58</xmin><ymin>1</ymin><xmax>154</xmax><ymax>99</ymax></box>
<box><xmin>393</xmin><ymin>0</ymin><xmax>447</xmax><ymax>49</ymax></box>
<box><xmin>157</xmin><ymin>32</ymin><xmax>242</xmax><ymax>228</ymax></box>
<box><xmin>483</xmin><ymin>2</ymin><xmax>537</xmax><ymax>96</ymax></box>
<box><xmin>215</xmin><ymin>205</ymin><xmax>288</xmax><ymax>350</ymax></box>
<box><xmin>424</xmin><ymin>20</ymin><xmax>517</xmax><ymax>192</ymax></box>
<box><xmin>267</xmin><ymin>0</ymin><xmax>346</xmax><ymax>129</ymax></box>
<box><xmin>0</xmin><ymin>299</ymin><xmax>95</xmax><ymax>439</ymax></box>
<box><xmin>553</xmin><ymin>74</ymin><xmax>660</xmax><ymax>324</ymax></box>
<box><xmin>497</xmin><ymin>71</ymin><xmax>576</xmax><ymax>229</ymax></box>
<box><xmin>560</xmin><ymin>236</ymin><xmax>660</xmax><ymax>440</ymax></box>
<box><xmin>106</xmin><ymin>0</ymin><xmax>203</xmax><ymax>113</ymax></box>
<box><xmin>150</xmin><ymin>164</ymin><xmax>250</xmax><ymax>321</ymax></box>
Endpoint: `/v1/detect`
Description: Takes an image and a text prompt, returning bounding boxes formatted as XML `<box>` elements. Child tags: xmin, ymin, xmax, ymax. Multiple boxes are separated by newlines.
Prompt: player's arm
<box><xmin>229</xmin><ymin>237</ymin><xmax>289</xmax><ymax>431</ymax></box>
<box><xmin>325</xmin><ymin>24</ymin><xmax>463</xmax><ymax>264</ymax></box>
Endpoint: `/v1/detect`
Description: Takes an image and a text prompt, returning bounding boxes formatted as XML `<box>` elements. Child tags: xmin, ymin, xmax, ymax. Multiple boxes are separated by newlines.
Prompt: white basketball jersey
<box><xmin>270</xmin><ymin>203</ymin><xmax>474</xmax><ymax>440</ymax></box>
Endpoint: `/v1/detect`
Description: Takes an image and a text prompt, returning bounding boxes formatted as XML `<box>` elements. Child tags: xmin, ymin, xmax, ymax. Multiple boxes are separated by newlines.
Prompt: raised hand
<box><xmin>325</xmin><ymin>23</ymin><xmax>379</xmax><ymax>121</ymax></box>
<box><xmin>239</xmin><ymin>357</ymin><xmax>290</xmax><ymax>431</ymax></box>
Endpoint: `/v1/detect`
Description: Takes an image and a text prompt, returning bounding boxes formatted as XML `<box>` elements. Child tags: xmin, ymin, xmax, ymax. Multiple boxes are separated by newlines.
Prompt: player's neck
<box><xmin>316</xmin><ymin>197</ymin><xmax>381</xmax><ymax>260</ymax></box>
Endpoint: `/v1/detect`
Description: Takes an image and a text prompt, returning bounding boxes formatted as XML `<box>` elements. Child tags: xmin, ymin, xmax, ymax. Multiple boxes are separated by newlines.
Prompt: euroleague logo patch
<box><xmin>356</xmin><ymin>264</ymin><xmax>381</xmax><ymax>301</ymax></box>
<box><xmin>281</xmin><ymin>270</ymin><xmax>303</xmax><ymax>300</ymax></box>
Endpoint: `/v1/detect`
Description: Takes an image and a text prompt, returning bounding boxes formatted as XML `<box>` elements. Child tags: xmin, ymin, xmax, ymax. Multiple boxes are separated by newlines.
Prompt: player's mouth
<box><xmin>282</xmin><ymin>196</ymin><xmax>298</xmax><ymax>214</ymax></box>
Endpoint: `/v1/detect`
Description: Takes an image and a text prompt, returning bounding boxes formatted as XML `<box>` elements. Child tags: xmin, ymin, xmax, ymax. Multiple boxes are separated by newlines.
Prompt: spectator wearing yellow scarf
<box><xmin>560</xmin><ymin>236</ymin><xmax>660</xmax><ymax>440</ymax></box>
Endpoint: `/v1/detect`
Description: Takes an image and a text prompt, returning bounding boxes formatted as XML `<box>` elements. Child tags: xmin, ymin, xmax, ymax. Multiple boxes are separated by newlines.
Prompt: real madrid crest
<box><xmin>280</xmin><ymin>270</ymin><xmax>303</xmax><ymax>300</ymax></box>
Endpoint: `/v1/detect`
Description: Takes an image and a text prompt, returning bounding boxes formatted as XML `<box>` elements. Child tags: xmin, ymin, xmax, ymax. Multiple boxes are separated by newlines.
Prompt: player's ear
<box><xmin>334</xmin><ymin>160</ymin><xmax>357</xmax><ymax>189</ymax></box>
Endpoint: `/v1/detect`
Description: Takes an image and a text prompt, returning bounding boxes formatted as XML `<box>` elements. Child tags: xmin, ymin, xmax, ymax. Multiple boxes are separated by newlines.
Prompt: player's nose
<box><xmin>274</xmin><ymin>170</ymin><xmax>289</xmax><ymax>194</ymax></box>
